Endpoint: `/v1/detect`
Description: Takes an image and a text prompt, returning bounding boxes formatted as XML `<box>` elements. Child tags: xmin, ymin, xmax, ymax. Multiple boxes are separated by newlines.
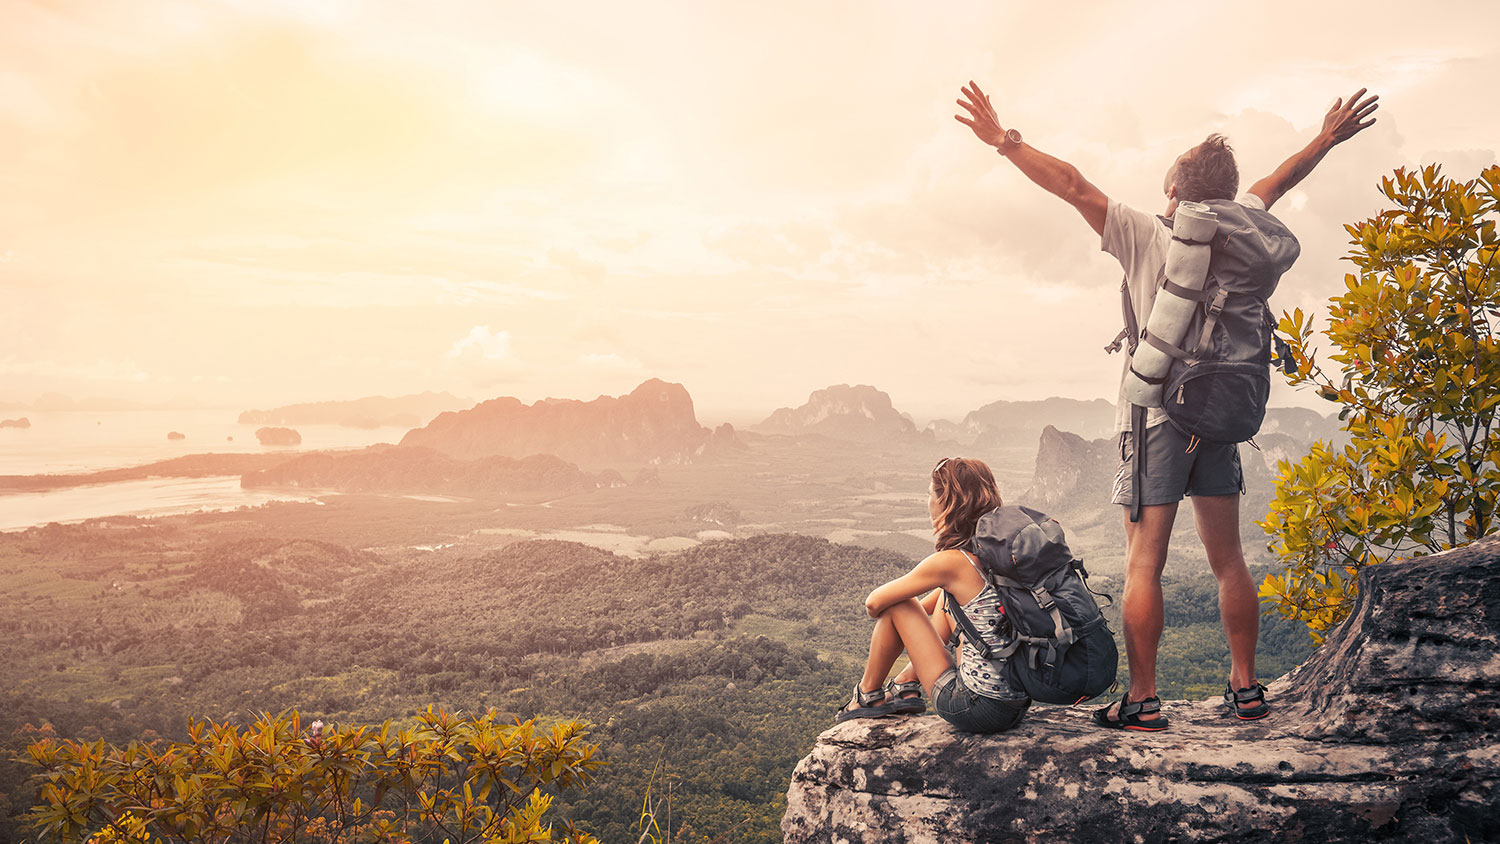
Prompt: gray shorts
<box><xmin>1110</xmin><ymin>422</ymin><xmax>1244</xmax><ymax>507</ymax></box>
<box><xmin>933</xmin><ymin>668</ymin><xmax>1029</xmax><ymax>734</ymax></box>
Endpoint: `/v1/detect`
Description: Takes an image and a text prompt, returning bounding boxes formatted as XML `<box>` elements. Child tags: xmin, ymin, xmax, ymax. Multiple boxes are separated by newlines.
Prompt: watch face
<box><xmin>1005</xmin><ymin>128</ymin><xmax>1022</xmax><ymax>145</ymax></box>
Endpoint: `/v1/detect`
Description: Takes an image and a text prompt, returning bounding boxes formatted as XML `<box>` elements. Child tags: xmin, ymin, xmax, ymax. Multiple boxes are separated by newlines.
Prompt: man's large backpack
<box><xmin>1107</xmin><ymin>198</ymin><xmax>1301</xmax><ymax>521</ymax></box>
<box><xmin>946</xmin><ymin>505</ymin><xmax>1117</xmax><ymax>705</ymax></box>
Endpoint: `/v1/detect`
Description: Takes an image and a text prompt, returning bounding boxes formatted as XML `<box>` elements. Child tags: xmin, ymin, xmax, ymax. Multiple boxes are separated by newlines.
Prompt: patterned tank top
<box><xmin>946</xmin><ymin>550</ymin><xmax>1026</xmax><ymax>701</ymax></box>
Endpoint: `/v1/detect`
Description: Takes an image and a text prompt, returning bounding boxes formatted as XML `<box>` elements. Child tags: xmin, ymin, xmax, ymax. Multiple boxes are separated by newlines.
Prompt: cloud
<box><xmin>547</xmin><ymin>247</ymin><xmax>606</xmax><ymax>284</ymax></box>
<box><xmin>446</xmin><ymin>326</ymin><xmax>512</xmax><ymax>361</ymax></box>
<box><xmin>0</xmin><ymin>356</ymin><xmax>152</xmax><ymax>382</ymax></box>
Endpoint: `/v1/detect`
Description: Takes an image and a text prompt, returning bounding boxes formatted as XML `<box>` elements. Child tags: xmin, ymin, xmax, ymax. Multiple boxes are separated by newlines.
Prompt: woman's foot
<box><xmin>835</xmin><ymin>683</ymin><xmax>900</xmax><ymax>723</ymax></box>
<box><xmin>887</xmin><ymin>679</ymin><xmax>927</xmax><ymax>715</ymax></box>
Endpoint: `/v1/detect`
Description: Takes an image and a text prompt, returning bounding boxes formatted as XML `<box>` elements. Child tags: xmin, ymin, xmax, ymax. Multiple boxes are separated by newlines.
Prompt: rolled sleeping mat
<box><xmin>1122</xmin><ymin>201</ymin><xmax>1219</xmax><ymax>407</ymax></box>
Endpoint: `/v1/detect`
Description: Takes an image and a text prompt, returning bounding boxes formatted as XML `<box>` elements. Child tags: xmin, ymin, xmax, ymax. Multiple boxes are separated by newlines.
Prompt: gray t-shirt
<box><xmin>1100</xmin><ymin>193</ymin><xmax>1267</xmax><ymax>433</ymax></box>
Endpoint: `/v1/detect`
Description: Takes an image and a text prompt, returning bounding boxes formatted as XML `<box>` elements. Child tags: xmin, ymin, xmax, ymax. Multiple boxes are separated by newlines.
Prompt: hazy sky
<box><xmin>2</xmin><ymin>0</ymin><xmax>1495</xmax><ymax>423</ymax></box>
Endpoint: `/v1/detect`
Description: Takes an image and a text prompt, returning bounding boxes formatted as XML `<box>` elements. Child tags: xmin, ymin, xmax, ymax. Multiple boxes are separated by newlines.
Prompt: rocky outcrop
<box><xmin>1022</xmin><ymin>426</ymin><xmax>1292</xmax><ymax>523</ymax></box>
<box><xmin>1022</xmin><ymin>425</ymin><xmax>1118</xmax><ymax>514</ymax></box>
<box><xmin>698</xmin><ymin>422</ymin><xmax>745</xmax><ymax>457</ymax></box>
<box><xmin>756</xmin><ymin>385</ymin><xmax>924</xmax><ymax>442</ymax></box>
<box><xmin>166</xmin><ymin>431</ymin><xmax>186</xmax><ymax>440</ymax></box>
<box><xmin>255</xmin><ymin>426</ymin><xmax>302</xmax><ymax>446</ymax></box>
<box><xmin>399</xmin><ymin>379</ymin><xmax>711</xmax><ymax>467</ymax></box>
<box><xmin>782</xmin><ymin>536</ymin><xmax>1500</xmax><ymax>843</ymax></box>
<box><xmin>0</xmin><ymin>417</ymin><xmax>29</xmax><ymax>429</ymax></box>
<box><xmin>1259</xmin><ymin>406</ymin><xmax>1341</xmax><ymax>443</ymax></box>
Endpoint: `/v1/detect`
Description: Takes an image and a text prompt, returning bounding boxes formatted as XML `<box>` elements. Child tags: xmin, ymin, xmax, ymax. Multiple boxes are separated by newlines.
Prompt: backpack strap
<box><xmin>948</xmin><ymin>551</ymin><xmax>998</xmax><ymax>659</ymax></box>
<box><xmin>943</xmin><ymin>590</ymin><xmax>994</xmax><ymax>659</ymax></box>
<box><xmin>1141</xmin><ymin>330</ymin><xmax>1195</xmax><ymax>362</ymax></box>
<box><xmin>944</xmin><ymin>552</ymin><xmax>1022</xmax><ymax>663</ymax></box>
<box><xmin>1191</xmin><ymin>286</ymin><xmax>1231</xmax><ymax>356</ymax></box>
<box><xmin>957</xmin><ymin>549</ymin><xmax>989</xmax><ymax>581</ymax></box>
<box><xmin>1161</xmin><ymin>278</ymin><xmax>1217</xmax><ymax>302</ymax></box>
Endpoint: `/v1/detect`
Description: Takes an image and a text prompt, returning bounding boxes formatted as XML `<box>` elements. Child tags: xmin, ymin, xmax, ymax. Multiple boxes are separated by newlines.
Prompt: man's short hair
<box><xmin>1175</xmin><ymin>134</ymin><xmax>1239</xmax><ymax>203</ymax></box>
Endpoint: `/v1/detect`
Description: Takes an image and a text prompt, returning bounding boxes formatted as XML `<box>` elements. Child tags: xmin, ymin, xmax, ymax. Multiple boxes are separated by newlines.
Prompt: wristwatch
<box><xmin>997</xmin><ymin>128</ymin><xmax>1023</xmax><ymax>156</ymax></box>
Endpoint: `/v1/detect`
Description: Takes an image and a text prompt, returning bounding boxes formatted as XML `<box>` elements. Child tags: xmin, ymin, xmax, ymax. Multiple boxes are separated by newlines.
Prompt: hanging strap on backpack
<box><xmin>1075</xmin><ymin>559</ymin><xmax>1114</xmax><ymax>606</ymax></box>
<box><xmin>1104</xmin><ymin>275</ymin><xmax>1139</xmax><ymax>355</ymax></box>
<box><xmin>1129</xmin><ymin>403</ymin><xmax>1147</xmax><ymax>523</ymax></box>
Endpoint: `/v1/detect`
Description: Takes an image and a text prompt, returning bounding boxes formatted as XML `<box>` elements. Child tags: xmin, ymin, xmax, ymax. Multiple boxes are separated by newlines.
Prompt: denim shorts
<box><xmin>1110</xmin><ymin>422</ymin><xmax>1244</xmax><ymax>507</ymax></box>
<box><xmin>933</xmin><ymin>668</ymin><xmax>1029</xmax><ymax>734</ymax></box>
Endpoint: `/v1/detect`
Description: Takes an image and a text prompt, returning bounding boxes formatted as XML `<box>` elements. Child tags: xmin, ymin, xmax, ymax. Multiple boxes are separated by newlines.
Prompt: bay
<box><xmin>0</xmin><ymin>410</ymin><xmax>410</xmax><ymax>529</ymax></box>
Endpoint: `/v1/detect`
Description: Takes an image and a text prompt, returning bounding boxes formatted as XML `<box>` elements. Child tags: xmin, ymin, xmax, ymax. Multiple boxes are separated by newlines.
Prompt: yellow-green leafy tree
<box><xmin>23</xmin><ymin>707</ymin><xmax>601</xmax><ymax>844</ymax></box>
<box><xmin>1260</xmin><ymin>164</ymin><xmax>1500</xmax><ymax>642</ymax></box>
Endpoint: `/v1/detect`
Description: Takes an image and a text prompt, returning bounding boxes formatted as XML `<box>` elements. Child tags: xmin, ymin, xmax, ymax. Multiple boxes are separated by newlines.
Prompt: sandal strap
<box><xmin>889</xmin><ymin>680</ymin><xmax>923</xmax><ymax>697</ymax></box>
<box><xmin>1119</xmin><ymin>695</ymin><xmax>1160</xmax><ymax>718</ymax></box>
<box><xmin>856</xmin><ymin>683</ymin><xmax>887</xmax><ymax>707</ymax></box>
<box><xmin>1226</xmin><ymin>683</ymin><xmax>1267</xmax><ymax>704</ymax></box>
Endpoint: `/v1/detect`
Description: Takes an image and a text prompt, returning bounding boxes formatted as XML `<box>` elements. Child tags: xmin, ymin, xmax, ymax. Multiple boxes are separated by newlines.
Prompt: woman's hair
<box><xmin>930</xmin><ymin>457</ymin><xmax>1003</xmax><ymax>551</ymax></box>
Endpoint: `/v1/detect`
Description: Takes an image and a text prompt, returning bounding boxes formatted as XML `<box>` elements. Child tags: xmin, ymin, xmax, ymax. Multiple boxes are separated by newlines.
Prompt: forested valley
<box><xmin>0</xmin><ymin>518</ymin><xmax>1312</xmax><ymax>842</ymax></box>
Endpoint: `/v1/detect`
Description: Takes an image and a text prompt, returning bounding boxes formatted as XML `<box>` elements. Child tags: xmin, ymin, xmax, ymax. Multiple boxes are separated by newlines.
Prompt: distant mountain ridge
<box><xmin>239</xmin><ymin>392</ymin><xmax>470</xmax><ymax>429</ymax></box>
<box><xmin>399</xmin><ymin>379</ymin><xmax>719</xmax><ymax>466</ymax></box>
<box><xmin>754</xmin><ymin>385</ymin><xmax>925</xmax><ymax>442</ymax></box>
<box><xmin>929</xmin><ymin>397</ymin><xmax>1116</xmax><ymax>446</ymax></box>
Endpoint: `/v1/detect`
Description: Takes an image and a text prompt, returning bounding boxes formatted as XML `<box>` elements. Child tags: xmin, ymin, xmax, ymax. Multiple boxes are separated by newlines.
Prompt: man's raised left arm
<box><xmin>1247</xmin><ymin>87</ymin><xmax>1379</xmax><ymax>210</ymax></box>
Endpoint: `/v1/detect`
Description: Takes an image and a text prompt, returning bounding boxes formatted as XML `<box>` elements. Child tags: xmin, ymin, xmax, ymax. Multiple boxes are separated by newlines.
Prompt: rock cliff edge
<box><xmin>782</xmin><ymin>536</ymin><xmax>1500</xmax><ymax>843</ymax></box>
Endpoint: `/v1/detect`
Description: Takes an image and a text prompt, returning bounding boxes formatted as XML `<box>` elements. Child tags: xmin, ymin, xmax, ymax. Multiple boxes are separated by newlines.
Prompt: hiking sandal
<box><xmin>835</xmin><ymin>682</ymin><xmax>899</xmax><ymax>723</ymax></box>
<box><xmin>1091</xmin><ymin>693</ymin><xmax>1169</xmax><ymax>731</ymax></box>
<box><xmin>1225</xmin><ymin>682</ymin><xmax>1270</xmax><ymax>720</ymax></box>
<box><xmin>886</xmin><ymin>679</ymin><xmax>927</xmax><ymax>715</ymax></box>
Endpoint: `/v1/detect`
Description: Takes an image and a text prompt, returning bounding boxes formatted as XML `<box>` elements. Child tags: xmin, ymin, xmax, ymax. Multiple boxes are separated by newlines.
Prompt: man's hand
<box><xmin>1248</xmin><ymin>87</ymin><xmax>1380</xmax><ymax>210</ymax></box>
<box><xmin>955</xmin><ymin>81</ymin><xmax>1005</xmax><ymax>148</ymax></box>
<box><xmin>954</xmin><ymin>79</ymin><xmax>1108</xmax><ymax>235</ymax></box>
<box><xmin>1318</xmin><ymin>88</ymin><xmax>1380</xmax><ymax>147</ymax></box>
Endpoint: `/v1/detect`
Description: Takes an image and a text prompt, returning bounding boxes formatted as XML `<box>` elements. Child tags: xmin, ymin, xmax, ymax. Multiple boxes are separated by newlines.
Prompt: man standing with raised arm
<box><xmin>955</xmin><ymin>82</ymin><xmax>1378</xmax><ymax>729</ymax></box>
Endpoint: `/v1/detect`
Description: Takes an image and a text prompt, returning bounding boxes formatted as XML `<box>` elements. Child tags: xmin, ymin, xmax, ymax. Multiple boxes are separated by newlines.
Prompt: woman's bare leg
<box><xmin>855</xmin><ymin>598</ymin><xmax>954</xmax><ymax>702</ymax></box>
<box><xmin>892</xmin><ymin>591</ymin><xmax>953</xmax><ymax>687</ymax></box>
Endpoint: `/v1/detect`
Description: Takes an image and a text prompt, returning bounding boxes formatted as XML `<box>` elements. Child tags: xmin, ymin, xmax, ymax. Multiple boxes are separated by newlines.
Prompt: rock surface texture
<box><xmin>782</xmin><ymin>536</ymin><xmax>1500</xmax><ymax>843</ymax></box>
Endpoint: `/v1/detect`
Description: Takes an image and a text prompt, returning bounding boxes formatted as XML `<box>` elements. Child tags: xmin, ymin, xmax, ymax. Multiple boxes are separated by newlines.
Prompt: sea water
<box><xmin>0</xmin><ymin>410</ymin><xmax>412</xmax><ymax>530</ymax></box>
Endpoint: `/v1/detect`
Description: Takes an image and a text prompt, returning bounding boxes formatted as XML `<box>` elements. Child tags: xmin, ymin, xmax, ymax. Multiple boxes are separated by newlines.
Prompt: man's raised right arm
<box><xmin>956</xmin><ymin>81</ymin><xmax>1108</xmax><ymax>236</ymax></box>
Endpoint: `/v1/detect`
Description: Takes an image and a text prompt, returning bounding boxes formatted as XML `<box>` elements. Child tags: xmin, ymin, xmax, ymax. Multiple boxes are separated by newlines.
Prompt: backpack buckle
<box><xmin>1031</xmin><ymin>587</ymin><xmax>1056</xmax><ymax>613</ymax></box>
<box><xmin>1205</xmin><ymin>287</ymin><xmax>1228</xmax><ymax>317</ymax></box>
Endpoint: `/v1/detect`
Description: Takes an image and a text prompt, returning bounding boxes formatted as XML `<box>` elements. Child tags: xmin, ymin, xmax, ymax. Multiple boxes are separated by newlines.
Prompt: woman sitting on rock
<box><xmin>836</xmin><ymin>457</ymin><xmax>1030</xmax><ymax>733</ymax></box>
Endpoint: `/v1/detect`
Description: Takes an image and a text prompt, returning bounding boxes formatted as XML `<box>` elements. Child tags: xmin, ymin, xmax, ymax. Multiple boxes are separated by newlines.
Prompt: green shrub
<box><xmin>1261</xmin><ymin>164</ymin><xmax>1500</xmax><ymax>641</ymax></box>
<box><xmin>23</xmin><ymin>706</ymin><xmax>600</xmax><ymax>844</ymax></box>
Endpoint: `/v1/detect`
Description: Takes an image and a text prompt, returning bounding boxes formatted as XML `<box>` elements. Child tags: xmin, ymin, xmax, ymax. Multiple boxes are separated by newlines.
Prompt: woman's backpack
<box><xmin>947</xmin><ymin>505</ymin><xmax>1117</xmax><ymax>705</ymax></box>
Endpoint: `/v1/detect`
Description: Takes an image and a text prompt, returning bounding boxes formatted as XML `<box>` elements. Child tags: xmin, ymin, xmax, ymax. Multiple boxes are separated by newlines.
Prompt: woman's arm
<box><xmin>865</xmin><ymin>552</ymin><xmax>957</xmax><ymax>618</ymax></box>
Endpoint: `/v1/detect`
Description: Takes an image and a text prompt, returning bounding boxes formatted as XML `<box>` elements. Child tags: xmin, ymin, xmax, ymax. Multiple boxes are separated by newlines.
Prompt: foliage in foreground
<box><xmin>22</xmin><ymin>707</ymin><xmax>600</xmax><ymax>844</ymax></box>
<box><xmin>1261</xmin><ymin>164</ymin><xmax>1500</xmax><ymax>641</ymax></box>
